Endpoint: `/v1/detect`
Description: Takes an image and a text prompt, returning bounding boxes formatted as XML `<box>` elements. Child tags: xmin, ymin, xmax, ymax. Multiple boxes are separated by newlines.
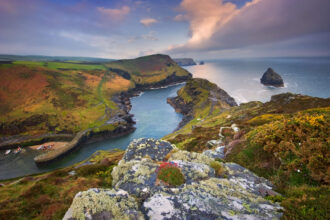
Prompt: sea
<box><xmin>184</xmin><ymin>57</ymin><xmax>330</xmax><ymax>103</ymax></box>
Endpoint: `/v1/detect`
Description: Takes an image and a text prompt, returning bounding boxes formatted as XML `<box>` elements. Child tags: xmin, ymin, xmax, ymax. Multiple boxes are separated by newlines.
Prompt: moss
<box><xmin>210</xmin><ymin>161</ymin><xmax>225</xmax><ymax>177</ymax></box>
<box><xmin>157</xmin><ymin>165</ymin><xmax>185</xmax><ymax>186</ymax></box>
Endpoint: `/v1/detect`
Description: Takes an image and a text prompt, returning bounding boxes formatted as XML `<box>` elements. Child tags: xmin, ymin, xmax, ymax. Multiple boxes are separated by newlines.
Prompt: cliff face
<box><xmin>64</xmin><ymin>138</ymin><xmax>282</xmax><ymax>220</ymax></box>
<box><xmin>167</xmin><ymin>78</ymin><xmax>237</xmax><ymax>129</ymax></box>
<box><xmin>173</xmin><ymin>58</ymin><xmax>197</xmax><ymax>66</ymax></box>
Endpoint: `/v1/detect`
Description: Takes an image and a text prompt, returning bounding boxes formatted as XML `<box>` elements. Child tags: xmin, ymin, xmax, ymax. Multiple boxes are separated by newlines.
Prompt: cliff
<box><xmin>167</xmin><ymin>78</ymin><xmax>237</xmax><ymax>129</ymax></box>
<box><xmin>173</xmin><ymin>58</ymin><xmax>197</xmax><ymax>66</ymax></box>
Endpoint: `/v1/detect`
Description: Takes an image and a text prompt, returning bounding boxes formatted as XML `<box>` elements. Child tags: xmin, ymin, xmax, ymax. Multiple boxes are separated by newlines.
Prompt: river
<box><xmin>0</xmin><ymin>84</ymin><xmax>184</xmax><ymax>180</ymax></box>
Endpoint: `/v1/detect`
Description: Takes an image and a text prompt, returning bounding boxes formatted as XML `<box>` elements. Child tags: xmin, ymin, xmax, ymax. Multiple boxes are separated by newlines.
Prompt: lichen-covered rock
<box><xmin>203</xmin><ymin>146</ymin><xmax>225</xmax><ymax>160</ymax></box>
<box><xmin>143</xmin><ymin>178</ymin><xmax>283</xmax><ymax>220</ymax></box>
<box><xmin>65</xmin><ymin>138</ymin><xmax>283</xmax><ymax>220</ymax></box>
<box><xmin>207</xmin><ymin>139</ymin><xmax>222</xmax><ymax>148</ymax></box>
<box><xmin>223</xmin><ymin>162</ymin><xmax>279</xmax><ymax>197</ymax></box>
<box><xmin>168</xmin><ymin>149</ymin><xmax>213</xmax><ymax>165</ymax></box>
<box><xmin>171</xmin><ymin>160</ymin><xmax>215</xmax><ymax>183</ymax></box>
<box><xmin>63</xmin><ymin>188</ymin><xmax>143</xmax><ymax>220</ymax></box>
<box><xmin>112</xmin><ymin>158</ymin><xmax>159</xmax><ymax>197</ymax></box>
<box><xmin>123</xmin><ymin>138</ymin><xmax>175</xmax><ymax>162</ymax></box>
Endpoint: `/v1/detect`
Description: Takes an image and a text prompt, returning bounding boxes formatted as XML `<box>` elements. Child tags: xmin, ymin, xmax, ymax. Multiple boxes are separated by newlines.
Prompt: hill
<box><xmin>0</xmin><ymin>54</ymin><xmax>113</xmax><ymax>63</ymax></box>
<box><xmin>0</xmin><ymin>54</ymin><xmax>191</xmax><ymax>151</ymax></box>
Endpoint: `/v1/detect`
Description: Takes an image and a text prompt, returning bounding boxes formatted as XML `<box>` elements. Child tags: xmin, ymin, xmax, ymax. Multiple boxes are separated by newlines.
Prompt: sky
<box><xmin>0</xmin><ymin>0</ymin><xmax>329</xmax><ymax>59</ymax></box>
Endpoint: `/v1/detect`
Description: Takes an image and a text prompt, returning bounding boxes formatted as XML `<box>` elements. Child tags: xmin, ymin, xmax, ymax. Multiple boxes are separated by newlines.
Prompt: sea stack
<box><xmin>260</xmin><ymin>68</ymin><xmax>284</xmax><ymax>87</ymax></box>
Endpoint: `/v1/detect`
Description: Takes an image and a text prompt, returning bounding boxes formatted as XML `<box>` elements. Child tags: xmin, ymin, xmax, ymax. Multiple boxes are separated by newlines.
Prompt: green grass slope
<box><xmin>0</xmin><ymin>54</ymin><xmax>191</xmax><ymax>140</ymax></box>
<box><xmin>0</xmin><ymin>150</ymin><xmax>124</xmax><ymax>220</ymax></box>
<box><xmin>105</xmin><ymin>54</ymin><xmax>191</xmax><ymax>86</ymax></box>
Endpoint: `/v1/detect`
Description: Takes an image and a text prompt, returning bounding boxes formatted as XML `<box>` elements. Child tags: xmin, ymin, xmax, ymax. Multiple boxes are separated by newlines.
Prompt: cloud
<box><xmin>174</xmin><ymin>0</ymin><xmax>238</xmax><ymax>44</ymax></box>
<box><xmin>128</xmin><ymin>31</ymin><xmax>158</xmax><ymax>43</ymax></box>
<box><xmin>97</xmin><ymin>6</ymin><xmax>130</xmax><ymax>21</ymax></box>
<box><xmin>140</xmin><ymin>18</ymin><xmax>158</xmax><ymax>27</ymax></box>
<box><xmin>169</xmin><ymin>0</ymin><xmax>330</xmax><ymax>54</ymax></box>
<box><xmin>142</xmin><ymin>31</ymin><xmax>158</xmax><ymax>41</ymax></box>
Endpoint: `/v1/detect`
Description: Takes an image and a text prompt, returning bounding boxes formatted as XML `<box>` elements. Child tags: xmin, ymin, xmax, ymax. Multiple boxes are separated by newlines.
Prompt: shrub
<box><xmin>210</xmin><ymin>161</ymin><xmax>225</xmax><ymax>177</ymax></box>
<box><xmin>76</xmin><ymin>164</ymin><xmax>108</xmax><ymax>177</ymax></box>
<box><xmin>247</xmin><ymin>109</ymin><xmax>330</xmax><ymax>185</ymax></box>
<box><xmin>157</xmin><ymin>162</ymin><xmax>185</xmax><ymax>186</ymax></box>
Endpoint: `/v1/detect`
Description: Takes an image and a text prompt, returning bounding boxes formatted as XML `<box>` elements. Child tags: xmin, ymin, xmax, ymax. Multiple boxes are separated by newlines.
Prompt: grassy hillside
<box><xmin>105</xmin><ymin>54</ymin><xmax>191</xmax><ymax>86</ymax></box>
<box><xmin>165</xmin><ymin>79</ymin><xmax>330</xmax><ymax>219</ymax></box>
<box><xmin>0</xmin><ymin>150</ymin><xmax>124</xmax><ymax>220</ymax></box>
<box><xmin>0</xmin><ymin>54</ymin><xmax>190</xmax><ymax>140</ymax></box>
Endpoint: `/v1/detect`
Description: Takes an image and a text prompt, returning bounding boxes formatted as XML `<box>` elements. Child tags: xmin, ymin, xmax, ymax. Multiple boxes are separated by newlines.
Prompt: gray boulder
<box><xmin>123</xmin><ymin>138</ymin><xmax>175</xmax><ymax>162</ymax></box>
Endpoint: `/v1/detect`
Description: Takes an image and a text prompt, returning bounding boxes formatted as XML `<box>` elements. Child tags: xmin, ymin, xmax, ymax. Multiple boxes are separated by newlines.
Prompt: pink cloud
<box><xmin>175</xmin><ymin>0</ymin><xmax>238</xmax><ymax>44</ymax></box>
<box><xmin>140</xmin><ymin>18</ymin><xmax>158</xmax><ymax>27</ymax></box>
<box><xmin>97</xmin><ymin>6</ymin><xmax>130</xmax><ymax>21</ymax></box>
<box><xmin>169</xmin><ymin>0</ymin><xmax>330</xmax><ymax>54</ymax></box>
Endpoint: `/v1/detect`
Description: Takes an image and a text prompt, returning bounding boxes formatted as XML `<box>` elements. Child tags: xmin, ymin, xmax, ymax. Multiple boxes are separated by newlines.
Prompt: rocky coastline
<box><xmin>173</xmin><ymin>58</ymin><xmax>196</xmax><ymax>66</ymax></box>
<box><xmin>167</xmin><ymin>78</ymin><xmax>237</xmax><ymax>130</ymax></box>
<box><xmin>7</xmin><ymin>73</ymin><xmax>192</xmax><ymax>164</ymax></box>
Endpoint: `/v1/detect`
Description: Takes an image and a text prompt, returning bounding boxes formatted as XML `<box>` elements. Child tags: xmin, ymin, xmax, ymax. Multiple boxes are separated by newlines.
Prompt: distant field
<box><xmin>13</xmin><ymin>61</ymin><xmax>107</xmax><ymax>70</ymax></box>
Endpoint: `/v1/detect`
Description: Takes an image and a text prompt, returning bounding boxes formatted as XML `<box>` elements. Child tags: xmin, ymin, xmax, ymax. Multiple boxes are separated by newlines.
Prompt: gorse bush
<box><xmin>157</xmin><ymin>162</ymin><xmax>185</xmax><ymax>186</ymax></box>
<box><xmin>247</xmin><ymin>108</ymin><xmax>330</xmax><ymax>185</ymax></box>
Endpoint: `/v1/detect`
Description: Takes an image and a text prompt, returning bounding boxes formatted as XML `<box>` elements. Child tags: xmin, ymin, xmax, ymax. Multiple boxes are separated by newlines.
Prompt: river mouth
<box><xmin>0</xmin><ymin>84</ymin><xmax>184</xmax><ymax>180</ymax></box>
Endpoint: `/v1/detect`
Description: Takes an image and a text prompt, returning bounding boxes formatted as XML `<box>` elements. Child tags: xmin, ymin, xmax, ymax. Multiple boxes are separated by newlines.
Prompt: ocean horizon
<box><xmin>185</xmin><ymin>57</ymin><xmax>330</xmax><ymax>104</ymax></box>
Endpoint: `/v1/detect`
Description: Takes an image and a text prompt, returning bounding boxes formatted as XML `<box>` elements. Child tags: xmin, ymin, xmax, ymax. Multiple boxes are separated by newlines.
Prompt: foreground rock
<box><xmin>65</xmin><ymin>138</ymin><xmax>283</xmax><ymax>220</ymax></box>
<box><xmin>260</xmin><ymin>68</ymin><xmax>284</xmax><ymax>87</ymax></box>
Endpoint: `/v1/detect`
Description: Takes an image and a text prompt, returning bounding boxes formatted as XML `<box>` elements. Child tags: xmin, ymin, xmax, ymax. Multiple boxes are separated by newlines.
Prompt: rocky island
<box><xmin>260</xmin><ymin>68</ymin><xmax>284</xmax><ymax>87</ymax></box>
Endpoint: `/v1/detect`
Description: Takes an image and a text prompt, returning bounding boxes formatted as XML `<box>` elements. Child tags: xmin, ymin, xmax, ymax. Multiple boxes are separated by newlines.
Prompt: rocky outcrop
<box><xmin>65</xmin><ymin>138</ymin><xmax>283</xmax><ymax>220</ymax></box>
<box><xmin>173</xmin><ymin>58</ymin><xmax>197</xmax><ymax>66</ymax></box>
<box><xmin>168</xmin><ymin>78</ymin><xmax>237</xmax><ymax>129</ymax></box>
<box><xmin>260</xmin><ymin>68</ymin><xmax>284</xmax><ymax>87</ymax></box>
<box><xmin>134</xmin><ymin>73</ymin><xmax>192</xmax><ymax>90</ymax></box>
